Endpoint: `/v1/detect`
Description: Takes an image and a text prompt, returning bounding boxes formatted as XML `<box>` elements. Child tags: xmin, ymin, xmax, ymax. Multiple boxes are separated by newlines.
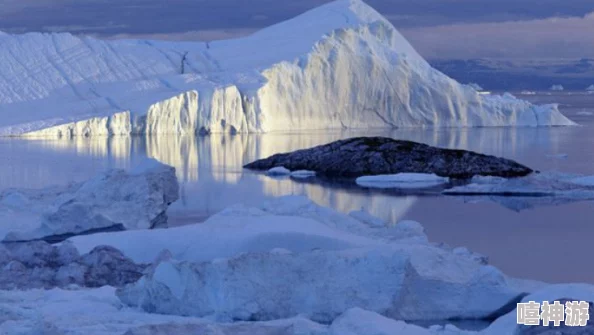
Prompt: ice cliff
<box><xmin>0</xmin><ymin>0</ymin><xmax>575</xmax><ymax>137</ymax></box>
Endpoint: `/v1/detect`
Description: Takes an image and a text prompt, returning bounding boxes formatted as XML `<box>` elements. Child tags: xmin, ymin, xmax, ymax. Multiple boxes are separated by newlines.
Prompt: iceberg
<box><xmin>0</xmin><ymin>0</ymin><xmax>574</xmax><ymax>137</ymax></box>
<box><xmin>0</xmin><ymin>159</ymin><xmax>179</xmax><ymax>242</ymax></box>
<box><xmin>586</xmin><ymin>85</ymin><xmax>594</xmax><ymax>91</ymax></box>
<box><xmin>550</xmin><ymin>85</ymin><xmax>564</xmax><ymax>91</ymax></box>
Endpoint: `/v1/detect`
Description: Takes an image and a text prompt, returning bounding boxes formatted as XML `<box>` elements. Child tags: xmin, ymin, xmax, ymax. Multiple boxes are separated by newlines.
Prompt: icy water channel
<box><xmin>1</xmin><ymin>92</ymin><xmax>594</xmax><ymax>284</ymax></box>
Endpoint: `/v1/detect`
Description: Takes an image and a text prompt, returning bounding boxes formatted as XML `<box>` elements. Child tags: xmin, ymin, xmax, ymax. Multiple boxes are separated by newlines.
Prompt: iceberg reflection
<box><xmin>0</xmin><ymin>123</ymin><xmax>582</xmax><ymax>223</ymax></box>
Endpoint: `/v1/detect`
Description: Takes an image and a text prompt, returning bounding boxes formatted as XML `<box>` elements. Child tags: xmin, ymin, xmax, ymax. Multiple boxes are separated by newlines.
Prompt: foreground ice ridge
<box><xmin>0</xmin><ymin>0</ymin><xmax>575</xmax><ymax>137</ymax></box>
<box><xmin>99</xmin><ymin>196</ymin><xmax>532</xmax><ymax>323</ymax></box>
<box><xmin>0</xmin><ymin>159</ymin><xmax>179</xmax><ymax>242</ymax></box>
<box><xmin>4</xmin><ymin>195</ymin><xmax>594</xmax><ymax>335</ymax></box>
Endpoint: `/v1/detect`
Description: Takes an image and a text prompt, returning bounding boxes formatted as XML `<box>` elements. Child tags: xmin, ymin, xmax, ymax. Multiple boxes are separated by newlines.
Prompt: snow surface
<box><xmin>68</xmin><ymin>196</ymin><xmax>426</xmax><ymax>263</ymax></box>
<box><xmin>356</xmin><ymin>173</ymin><xmax>449</xmax><ymax>189</ymax></box>
<box><xmin>0</xmin><ymin>0</ymin><xmax>575</xmax><ymax>137</ymax></box>
<box><xmin>76</xmin><ymin>196</ymin><xmax>529</xmax><ymax>322</ymax></box>
<box><xmin>0</xmin><ymin>159</ymin><xmax>178</xmax><ymax>241</ymax></box>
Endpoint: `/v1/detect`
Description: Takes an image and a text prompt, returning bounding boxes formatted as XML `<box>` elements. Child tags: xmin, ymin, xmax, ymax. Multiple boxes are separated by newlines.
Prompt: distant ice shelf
<box><xmin>0</xmin><ymin>0</ymin><xmax>576</xmax><ymax>137</ymax></box>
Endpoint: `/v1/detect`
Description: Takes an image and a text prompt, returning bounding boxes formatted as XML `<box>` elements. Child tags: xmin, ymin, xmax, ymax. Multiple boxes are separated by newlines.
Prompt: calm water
<box><xmin>1</xmin><ymin>92</ymin><xmax>593</xmax><ymax>283</ymax></box>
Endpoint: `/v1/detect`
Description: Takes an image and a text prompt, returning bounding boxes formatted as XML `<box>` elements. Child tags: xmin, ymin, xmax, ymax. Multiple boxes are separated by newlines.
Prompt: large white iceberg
<box><xmin>0</xmin><ymin>0</ymin><xmax>574</xmax><ymax>137</ymax></box>
<box><xmin>0</xmin><ymin>159</ymin><xmax>179</xmax><ymax>241</ymax></box>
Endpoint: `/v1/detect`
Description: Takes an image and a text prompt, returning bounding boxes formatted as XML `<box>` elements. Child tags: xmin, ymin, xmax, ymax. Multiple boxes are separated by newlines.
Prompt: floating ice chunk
<box><xmin>577</xmin><ymin>111</ymin><xmax>594</xmax><ymax>116</ymax></box>
<box><xmin>266</xmin><ymin>166</ymin><xmax>291</xmax><ymax>176</ymax></box>
<box><xmin>356</xmin><ymin>173</ymin><xmax>449</xmax><ymax>189</ymax></box>
<box><xmin>586</xmin><ymin>85</ymin><xmax>594</xmax><ymax>91</ymax></box>
<box><xmin>1</xmin><ymin>159</ymin><xmax>179</xmax><ymax>242</ymax></box>
<box><xmin>550</xmin><ymin>85</ymin><xmax>564</xmax><ymax>91</ymax></box>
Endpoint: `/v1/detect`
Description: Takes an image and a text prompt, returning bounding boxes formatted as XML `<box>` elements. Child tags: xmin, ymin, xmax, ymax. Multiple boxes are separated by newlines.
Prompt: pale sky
<box><xmin>1</xmin><ymin>0</ymin><xmax>593</xmax><ymax>59</ymax></box>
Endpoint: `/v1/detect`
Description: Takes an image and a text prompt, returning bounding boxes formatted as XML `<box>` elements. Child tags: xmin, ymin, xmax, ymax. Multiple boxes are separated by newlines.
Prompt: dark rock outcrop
<box><xmin>0</xmin><ymin>241</ymin><xmax>145</xmax><ymax>290</ymax></box>
<box><xmin>244</xmin><ymin>137</ymin><xmax>533</xmax><ymax>179</ymax></box>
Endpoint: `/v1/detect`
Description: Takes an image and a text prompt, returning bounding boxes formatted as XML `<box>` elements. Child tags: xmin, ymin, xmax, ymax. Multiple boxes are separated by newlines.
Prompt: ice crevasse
<box><xmin>0</xmin><ymin>0</ymin><xmax>575</xmax><ymax>137</ymax></box>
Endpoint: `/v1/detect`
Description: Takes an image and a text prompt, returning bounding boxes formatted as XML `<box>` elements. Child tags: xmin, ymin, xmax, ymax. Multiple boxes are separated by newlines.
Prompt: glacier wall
<box><xmin>0</xmin><ymin>0</ymin><xmax>575</xmax><ymax>137</ymax></box>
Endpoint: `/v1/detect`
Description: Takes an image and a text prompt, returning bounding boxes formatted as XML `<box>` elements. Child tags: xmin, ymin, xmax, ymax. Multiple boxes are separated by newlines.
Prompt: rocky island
<box><xmin>244</xmin><ymin>137</ymin><xmax>533</xmax><ymax>179</ymax></box>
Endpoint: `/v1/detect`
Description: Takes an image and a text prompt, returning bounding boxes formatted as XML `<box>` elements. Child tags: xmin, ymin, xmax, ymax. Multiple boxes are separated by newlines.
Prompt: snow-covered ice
<box><xmin>356</xmin><ymin>173</ymin><xmax>449</xmax><ymax>189</ymax></box>
<box><xmin>0</xmin><ymin>159</ymin><xmax>179</xmax><ymax>241</ymax></box>
<box><xmin>0</xmin><ymin>0</ymin><xmax>575</xmax><ymax>137</ymax></box>
<box><xmin>118</xmin><ymin>246</ymin><xmax>525</xmax><ymax>322</ymax></box>
<box><xmin>78</xmin><ymin>196</ymin><xmax>529</xmax><ymax>322</ymax></box>
<box><xmin>68</xmin><ymin>200</ymin><xmax>381</xmax><ymax>264</ymax></box>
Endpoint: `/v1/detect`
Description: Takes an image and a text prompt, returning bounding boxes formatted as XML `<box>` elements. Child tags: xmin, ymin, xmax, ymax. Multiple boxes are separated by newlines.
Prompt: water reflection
<box><xmin>1</xmin><ymin>123</ymin><xmax>587</xmax><ymax>221</ymax></box>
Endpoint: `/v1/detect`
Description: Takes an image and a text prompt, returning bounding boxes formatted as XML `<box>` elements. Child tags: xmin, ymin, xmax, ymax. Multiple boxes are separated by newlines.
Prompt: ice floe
<box><xmin>356</xmin><ymin>173</ymin><xmax>449</xmax><ymax>189</ymax></box>
<box><xmin>0</xmin><ymin>159</ymin><xmax>179</xmax><ymax>242</ymax></box>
